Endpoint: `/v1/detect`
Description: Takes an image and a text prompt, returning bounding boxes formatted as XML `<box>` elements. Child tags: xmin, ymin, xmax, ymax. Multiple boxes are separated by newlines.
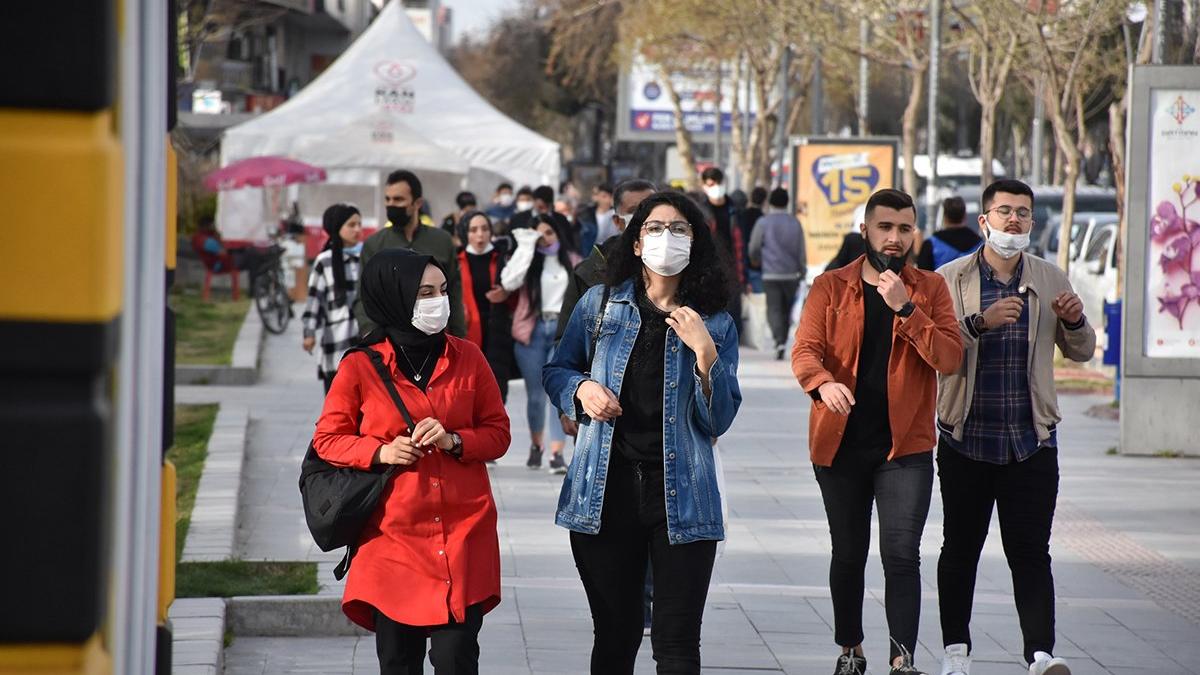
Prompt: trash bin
<box><xmin>1103</xmin><ymin>299</ymin><xmax>1121</xmax><ymax>367</ymax></box>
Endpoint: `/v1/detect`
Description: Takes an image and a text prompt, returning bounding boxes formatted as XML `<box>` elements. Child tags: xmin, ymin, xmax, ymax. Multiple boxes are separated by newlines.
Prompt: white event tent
<box><xmin>216</xmin><ymin>0</ymin><xmax>561</xmax><ymax>240</ymax></box>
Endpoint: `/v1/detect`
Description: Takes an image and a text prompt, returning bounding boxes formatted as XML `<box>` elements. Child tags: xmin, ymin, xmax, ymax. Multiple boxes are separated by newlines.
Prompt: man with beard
<box><xmin>792</xmin><ymin>188</ymin><xmax>962</xmax><ymax>675</ymax></box>
<box><xmin>354</xmin><ymin>169</ymin><xmax>465</xmax><ymax>337</ymax></box>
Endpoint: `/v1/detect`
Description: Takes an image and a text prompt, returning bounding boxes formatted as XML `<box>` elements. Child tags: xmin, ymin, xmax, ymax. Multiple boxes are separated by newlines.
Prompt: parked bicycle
<box><xmin>251</xmin><ymin>242</ymin><xmax>293</xmax><ymax>334</ymax></box>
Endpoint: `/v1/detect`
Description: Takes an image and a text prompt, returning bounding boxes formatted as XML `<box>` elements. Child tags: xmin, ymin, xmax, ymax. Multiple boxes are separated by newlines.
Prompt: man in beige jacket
<box><xmin>933</xmin><ymin>179</ymin><xmax>1096</xmax><ymax>675</ymax></box>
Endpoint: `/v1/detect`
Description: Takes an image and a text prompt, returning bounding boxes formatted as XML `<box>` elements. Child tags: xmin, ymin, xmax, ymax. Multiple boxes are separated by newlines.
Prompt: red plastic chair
<box><xmin>192</xmin><ymin>234</ymin><xmax>242</xmax><ymax>301</ymax></box>
<box><xmin>202</xmin><ymin>259</ymin><xmax>239</xmax><ymax>301</ymax></box>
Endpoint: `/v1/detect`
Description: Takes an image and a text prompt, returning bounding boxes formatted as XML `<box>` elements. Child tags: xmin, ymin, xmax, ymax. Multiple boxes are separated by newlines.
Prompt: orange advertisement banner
<box><xmin>792</xmin><ymin>139</ymin><xmax>897</xmax><ymax>268</ymax></box>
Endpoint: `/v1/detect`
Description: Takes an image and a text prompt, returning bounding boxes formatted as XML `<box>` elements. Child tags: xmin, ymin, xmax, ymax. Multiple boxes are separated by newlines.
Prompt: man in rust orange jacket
<box><xmin>791</xmin><ymin>188</ymin><xmax>962</xmax><ymax>675</ymax></box>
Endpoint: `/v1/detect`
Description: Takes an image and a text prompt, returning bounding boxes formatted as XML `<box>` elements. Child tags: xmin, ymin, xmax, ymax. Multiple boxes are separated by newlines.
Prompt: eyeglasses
<box><xmin>986</xmin><ymin>205</ymin><xmax>1033</xmax><ymax>221</ymax></box>
<box><xmin>642</xmin><ymin>220</ymin><xmax>693</xmax><ymax>237</ymax></box>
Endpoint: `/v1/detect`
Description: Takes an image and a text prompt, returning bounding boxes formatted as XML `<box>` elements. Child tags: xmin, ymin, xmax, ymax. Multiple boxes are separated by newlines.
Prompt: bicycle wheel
<box><xmin>273</xmin><ymin>273</ymin><xmax>292</xmax><ymax>332</ymax></box>
<box><xmin>254</xmin><ymin>273</ymin><xmax>288</xmax><ymax>334</ymax></box>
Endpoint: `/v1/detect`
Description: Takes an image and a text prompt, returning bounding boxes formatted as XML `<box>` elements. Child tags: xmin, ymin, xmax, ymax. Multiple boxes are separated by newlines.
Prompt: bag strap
<box><xmin>354</xmin><ymin>347</ymin><xmax>417</xmax><ymax>433</ymax></box>
<box><xmin>583</xmin><ymin>284</ymin><xmax>611</xmax><ymax>378</ymax></box>
<box><xmin>329</xmin><ymin>346</ymin><xmax>416</xmax><ymax>579</ymax></box>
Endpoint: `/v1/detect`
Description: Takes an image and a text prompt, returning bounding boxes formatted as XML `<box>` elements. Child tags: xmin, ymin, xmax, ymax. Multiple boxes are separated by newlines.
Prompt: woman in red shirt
<box><xmin>312</xmin><ymin>248</ymin><xmax>510</xmax><ymax>674</ymax></box>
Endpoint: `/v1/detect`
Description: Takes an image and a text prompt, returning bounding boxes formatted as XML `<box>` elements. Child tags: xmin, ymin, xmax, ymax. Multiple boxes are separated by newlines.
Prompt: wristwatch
<box><xmin>447</xmin><ymin>432</ymin><xmax>464</xmax><ymax>458</ymax></box>
<box><xmin>896</xmin><ymin>301</ymin><xmax>916</xmax><ymax>318</ymax></box>
<box><xmin>971</xmin><ymin>313</ymin><xmax>989</xmax><ymax>334</ymax></box>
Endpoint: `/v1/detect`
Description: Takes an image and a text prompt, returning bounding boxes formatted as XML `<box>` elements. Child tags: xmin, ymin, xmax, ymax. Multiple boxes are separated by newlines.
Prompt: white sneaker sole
<box><xmin>1036</xmin><ymin>663</ymin><xmax>1070</xmax><ymax>675</ymax></box>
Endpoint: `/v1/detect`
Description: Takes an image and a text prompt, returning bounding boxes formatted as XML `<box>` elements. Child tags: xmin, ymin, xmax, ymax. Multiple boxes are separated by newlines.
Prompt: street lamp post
<box><xmin>925</xmin><ymin>0</ymin><xmax>942</xmax><ymax>232</ymax></box>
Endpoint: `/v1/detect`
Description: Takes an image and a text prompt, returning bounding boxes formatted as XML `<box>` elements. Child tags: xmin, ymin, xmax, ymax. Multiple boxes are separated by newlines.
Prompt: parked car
<box><xmin>1068</xmin><ymin>222</ymin><xmax>1118</xmax><ymax>352</ymax></box>
<box><xmin>1039</xmin><ymin>212</ymin><xmax>1119</xmax><ymax>267</ymax></box>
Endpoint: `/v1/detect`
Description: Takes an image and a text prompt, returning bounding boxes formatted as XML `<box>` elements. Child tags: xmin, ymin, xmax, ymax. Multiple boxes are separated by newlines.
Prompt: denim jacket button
<box><xmin>668</xmin><ymin>416</ymin><xmax>675</xmax><ymax>423</ymax></box>
<box><xmin>668</xmin><ymin>452</ymin><xmax>675</xmax><ymax>459</ymax></box>
<box><xmin>670</xmin><ymin>382</ymin><xmax>677</xmax><ymax>388</ymax></box>
<box><xmin>670</xmin><ymin>489</ymin><xmax>676</xmax><ymax>496</ymax></box>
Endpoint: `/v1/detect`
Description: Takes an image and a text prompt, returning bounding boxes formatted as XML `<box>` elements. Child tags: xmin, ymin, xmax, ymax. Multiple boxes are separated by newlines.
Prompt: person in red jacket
<box><xmin>312</xmin><ymin>248</ymin><xmax>510</xmax><ymax>674</ymax></box>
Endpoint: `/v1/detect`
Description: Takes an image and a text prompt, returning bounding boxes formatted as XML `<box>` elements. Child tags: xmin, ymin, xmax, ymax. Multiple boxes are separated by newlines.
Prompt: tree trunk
<box><xmin>1047</xmin><ymin>101</ymin><xmax>1081</xmax><ymax>271</ymax></box>
<box><xmin>756</xmin><ymin>115</ymin><xmax>777</xmax><ymax>189</ymax></box>
<box><xmin>901</xmin><ymin>64</ymin><xmax>926</xmax><ymax>196</ymax></box>
<box><xmin>1109</xmin><ymin>99</ymin><xmax>1127</xmax><ymax>294</ymax></box>
<box><xmin>731</xmin><ymin>60</ymin><xmax>749</xmax><ymax>188</ymax></box>
<box><xmin>980</xmin><ymin>101</ymin><xmax>997</xmax><ymax>187</ymax></box>
<box><xmin>1052</xmin><ymin>144</ymin><xmax>1064</xmax><ymax>186</ymax></box>
<box><xmin>662</xmin><ymin>71</ymin><xmax>700</xmax><ymax>190</ymax></box>
<box><xmin>1011</xmin><ymin>124</ymin><xmax>1026</xmax><ymax>179</ymax></box>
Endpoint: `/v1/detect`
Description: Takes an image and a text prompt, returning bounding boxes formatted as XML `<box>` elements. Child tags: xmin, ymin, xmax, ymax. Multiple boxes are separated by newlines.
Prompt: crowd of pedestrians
<box><xmin>292</xmin><ymin>166</ymin><xmax>1091</xmax><ymax>675</ymax></box>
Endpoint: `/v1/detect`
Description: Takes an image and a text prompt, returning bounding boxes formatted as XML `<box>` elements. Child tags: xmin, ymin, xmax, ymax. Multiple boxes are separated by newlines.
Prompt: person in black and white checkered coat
<box><xmin>302</xmin><ymin>204</ymin><xmax>364</xmax><ymax>392</ymax></box>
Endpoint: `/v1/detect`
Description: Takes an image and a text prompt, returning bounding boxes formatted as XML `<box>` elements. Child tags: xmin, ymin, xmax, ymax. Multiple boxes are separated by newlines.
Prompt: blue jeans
<box><xmin>514</xmin><ymin>318</ymin><xmax>565</xmax><ymax>447</ymax></box>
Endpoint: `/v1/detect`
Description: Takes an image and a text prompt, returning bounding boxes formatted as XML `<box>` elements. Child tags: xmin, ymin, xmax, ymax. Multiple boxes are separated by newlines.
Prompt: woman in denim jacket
<box><xmin>543</xmin><ymin>191</ymin><xmax>742</xmax><ymax>674</ymax></box>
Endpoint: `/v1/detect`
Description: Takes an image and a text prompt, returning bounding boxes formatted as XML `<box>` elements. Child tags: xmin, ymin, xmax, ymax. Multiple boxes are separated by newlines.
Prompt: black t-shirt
<box><xmin>711</xmin><ymin>200</ymin><xmax>735</xmax><ymax>254</ymax></box>
<box><xmin>612</xmin><ymin>285</ymin><xmax>669</xmax><ymax>463</ymax></box>
<box><xmin>836</xmin><ymin>282</ymin><xmax>894</xmax><ymax>465</ymax></box>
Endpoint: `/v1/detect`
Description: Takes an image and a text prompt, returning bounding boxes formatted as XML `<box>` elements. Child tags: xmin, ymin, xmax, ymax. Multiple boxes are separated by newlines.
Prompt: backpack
<box><xmin>931</xmin><ymin>235</ymin><xmax>983</xmax><ymax>270</ymax></box>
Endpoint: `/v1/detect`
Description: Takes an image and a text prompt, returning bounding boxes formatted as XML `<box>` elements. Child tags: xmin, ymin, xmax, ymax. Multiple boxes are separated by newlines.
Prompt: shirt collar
<box><xmin>978</xmin><ymin>250</ymin><xmax>1023</xmax><ymax>287</ymax></box>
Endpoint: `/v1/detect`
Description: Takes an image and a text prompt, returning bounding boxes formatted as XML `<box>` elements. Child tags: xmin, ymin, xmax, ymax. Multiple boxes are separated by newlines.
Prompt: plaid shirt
<box><xmin>301</xmin><ymin>248</ymin><xmax>360</xmax><ymax>375</ymax></box>
<box><xmin>940</xmin><ymin>255</ymin><xmax>1056</xmax><ymax>464</ymax></box>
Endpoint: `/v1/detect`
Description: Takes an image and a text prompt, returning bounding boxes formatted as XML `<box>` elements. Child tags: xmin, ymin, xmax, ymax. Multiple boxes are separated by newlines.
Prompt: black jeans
<box><xmin>763</xmin><ymin>278</ymin><xmax>801</xmax><ymax>348</ymax></box>
<box><xmin>813</xmin><ymin>450</ymin><xmax>933</xmax><ymax>662</ymax></box>
<box><xmin>570</xmin><ymin>453</ymin><xmax>718</xmax><ymax>674</ymax></box>
<box><xmin>374</xmin><ymin>605</ymin><xmax>484</xmax><ymax>675</ymax></box>
<box><xmin>937</xmin><ymin>440</ymin><xmax>1059</xmax><ymax>664</ymax></box>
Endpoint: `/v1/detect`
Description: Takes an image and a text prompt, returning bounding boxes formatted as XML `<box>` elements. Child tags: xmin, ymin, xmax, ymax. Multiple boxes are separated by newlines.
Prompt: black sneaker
<box><xmin>834</xmin><ymin>653</ymin><xmax>866</xmax><ymax>675</ymax></box>
<box><xmin>526</xmin><ymin>444</ymin><xmax>543</xmax><ymax>469</ymax></box>
<box><xmin>547</xmin><ymin>453</ymin><xmax>567</xmax><ymax>474</ymax></box>
<box><xmin>775</xmin><ymin>345</ymin><xmax>786</xmax><ymax>361</ymax></box>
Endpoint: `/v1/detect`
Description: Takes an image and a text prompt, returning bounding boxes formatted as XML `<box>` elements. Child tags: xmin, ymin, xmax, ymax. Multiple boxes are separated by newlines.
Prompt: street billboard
<box><xmin>1142</xmin><ymin>87</ymin><xmax>1200</xmax><ymax>359</ymax></box>
<box><xmin>615</xmin><ymin>54</ymin><xmax>756</xmax><ymax>143</ymax></box>
<box><xmin>1123</xmin><ymin>65</ymin><xmax>1200</xmax><ymax>377</ymax></box>
<box><xmin>790</xmin><ymin>137</ymin><xmax>899</xmax><ymax>268</ymax></box>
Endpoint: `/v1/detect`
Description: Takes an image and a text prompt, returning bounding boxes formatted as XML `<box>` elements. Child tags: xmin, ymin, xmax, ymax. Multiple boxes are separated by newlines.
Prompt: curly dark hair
<box><xmin>605</xmin><ymin>191</ymin><xmax>732</xmax><ymax>316</ymax></box>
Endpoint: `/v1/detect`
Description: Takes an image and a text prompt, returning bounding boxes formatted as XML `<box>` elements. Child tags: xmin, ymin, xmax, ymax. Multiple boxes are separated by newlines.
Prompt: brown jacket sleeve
<box><xmin>895</xmin><ymin>275</ymin><xmax>964</xmax><ymax>375</ymax></box>
<box><xmin>791</xmin><ymin>275</ymin><xmax>836</xmax><ymax>395</ymax></box>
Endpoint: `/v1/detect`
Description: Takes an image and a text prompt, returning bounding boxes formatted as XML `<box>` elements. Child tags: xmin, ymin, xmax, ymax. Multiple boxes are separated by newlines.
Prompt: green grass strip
<box><xmin>176</xmin><ymin>560</ymin><xmax>319</xmax><ymax>598</ymax></box>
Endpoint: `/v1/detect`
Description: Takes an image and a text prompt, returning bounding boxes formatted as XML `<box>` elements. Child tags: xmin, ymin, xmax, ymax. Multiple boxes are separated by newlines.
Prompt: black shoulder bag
<box><xmin>299</xmin><ymin>347</ymin><xmax>415</xmax><ymax>579</ymax></box>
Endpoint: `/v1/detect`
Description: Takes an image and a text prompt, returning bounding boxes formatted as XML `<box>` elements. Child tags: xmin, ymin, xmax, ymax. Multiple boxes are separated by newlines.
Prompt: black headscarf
<box><xmin>360</xmin><ymin>249</ymin><xmax>447</xmax><ymax>384</ymax></box>
<box><xmin>321</xmin><ymin>203</ymin><xmax>360</xmax><ymax>306</ymax></box>
<box><xmin>456</xmin><ymin>209</ymin><xmax>492</xmax><ymax>246</ymax></box>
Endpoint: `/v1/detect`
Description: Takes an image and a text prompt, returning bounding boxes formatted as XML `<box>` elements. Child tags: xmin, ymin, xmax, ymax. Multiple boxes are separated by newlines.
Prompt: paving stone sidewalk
<box><xmin>177</xmin><ymin>315</ymin><xmax>1200</xmax><ymax>674</ymax></box>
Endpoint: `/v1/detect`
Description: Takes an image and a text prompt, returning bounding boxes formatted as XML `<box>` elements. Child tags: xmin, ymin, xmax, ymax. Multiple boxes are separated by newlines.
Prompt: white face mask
<box><xmin>984</xmin><ymin>226</ymin><xmax>1030</xmax><ymax>260</ymax></box>
<box><xmin>411</xmin><ymin>296</ymin><xmax>450</xmax><ymax>335</ymax></box>
<box><xmin>704</xmin><ymin>184</ymin><xmax>726</xmax><ymax>201</ymax></box>
<box><xmin>640</xmin><ymin>231</ymin><xmax>692</xmax><ymax>276</ymax></box>
<box><xmin>497</xmin><ymin>193</ymin><xmax>514</xmax><ymax>207</ymax></box>
<box><xmin>515</xmin><ymin>200</ymin><xmax>534</xmax><ymax>213</ymax></box>
<box><xmin>615</xmin><ymin>213</ymin><xmax>634</xmax><ymax>232</ymax></box>
<box><xmin>467</xmin><ymin>241</ymin><xmax>494</xmax><ymax>255</ymax></box>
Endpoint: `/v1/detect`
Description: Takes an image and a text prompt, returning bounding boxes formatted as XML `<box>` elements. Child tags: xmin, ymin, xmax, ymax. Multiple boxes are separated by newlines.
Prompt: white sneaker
<box><xmin>940</xmin><ymin>643</ymin><xmax>970</xmax><ymax>675</ymax></box>
<box><xmin>1028</xmin><ymin>651</ymin><xmax>1071</xmax><ymax>675</ymax></box>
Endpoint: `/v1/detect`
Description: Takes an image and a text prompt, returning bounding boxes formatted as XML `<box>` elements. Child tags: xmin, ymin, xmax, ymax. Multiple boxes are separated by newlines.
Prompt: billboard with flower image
<box><xmin>1145</xmin><ymin>89</ymin><xmax>1200</xmax><ymax>358</ymax></box>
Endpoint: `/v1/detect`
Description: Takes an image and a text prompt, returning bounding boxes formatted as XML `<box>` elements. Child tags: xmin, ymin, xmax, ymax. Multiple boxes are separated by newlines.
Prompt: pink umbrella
<box><xmin>205</xmin><ymin>156</ymin><xmax>327</xmax><ymax>191</ymax></box>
